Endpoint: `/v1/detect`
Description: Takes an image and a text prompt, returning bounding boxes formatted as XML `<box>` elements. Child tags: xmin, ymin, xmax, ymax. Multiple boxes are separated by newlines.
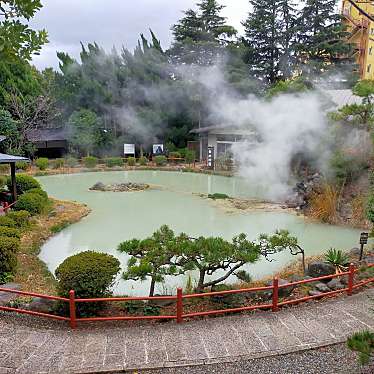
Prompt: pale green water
<box><xmin>38</xmin><ymin>171</ymin><xmax>361</xmax><ymax>296</ymax></box>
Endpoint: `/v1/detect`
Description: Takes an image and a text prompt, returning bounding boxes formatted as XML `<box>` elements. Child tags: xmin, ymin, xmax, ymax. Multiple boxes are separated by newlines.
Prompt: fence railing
<box><xmin>0</xmin><ymin>263</ymin><xmax>373</xmax><ymax>329</ymax></box>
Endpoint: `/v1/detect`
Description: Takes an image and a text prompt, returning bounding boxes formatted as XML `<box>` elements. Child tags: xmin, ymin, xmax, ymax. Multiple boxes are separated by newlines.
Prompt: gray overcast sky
<box><xmin>30</xmin><ymin>0</ymin><xmax>250</xmax><ymax>70</ymax></box>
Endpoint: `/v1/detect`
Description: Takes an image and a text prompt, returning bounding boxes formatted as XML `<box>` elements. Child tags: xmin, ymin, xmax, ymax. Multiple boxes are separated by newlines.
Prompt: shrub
<box><xmin>185</xmin><ymin>150</ymin><xmax>195</xmax><ymax>164</ymax></box>
<box><xmin>208</xmin><ymin>193</ymin><xmax>230</xmax><ymax>200</ymax></box>
<box><xmin>0</xmin><ymin>236</ymin><xmax>20</xmax><ymax>276</ymax></box>
<box><xmin>347</xmin><ymin>330</ymin><xmax>374</xmax><ymax>365</ymax></box>
<box><xmin>169</xmin><ymin>151</ymin><xmax>181</xmax><ymax>159</ymax></box>
<box><xmin>14</xmin><ymin>192</ymin><xmax>46</xmax><ymax>215</ymax></box>
<box><xmin>50</xmin><ymin>221</ymin><xmax>69</xmax><ymax>233</ymax></box>
<box><xmin>324</xmin><ymin>248</ymin><xmax>349</xmax><ymax>273</ymax></box>
<box><xmin>15</xmin><ymin>161</ymin><xmax>29</xmax><ymax>171</ymax></box>
<box><xmin>35</xmin><ymin>157</ymin><xmax>49</xmax><ymax>171</ymax></box>
<box><xmin>6</xmin><ymin>174</ymin><xmax>40</xmax><ymax>195</ymax></box>
<box><xmin>65</xmin><ymin>157</ymin><xmax>78</xmax><ymax>167</ymax></box>
<box><xmin>51</xmin><ymin>158</ymin><xmax>64</xmax><ymax>169</ymax></box>
<box><xmin>154</xmin><ymin>155</ymin><xmax>167</xmax><ymax>166</ymax></box>
<box><xmin>0</xmin><ymin>165</ymin><xmax>9</xmax><ymax>174</ymax></box>
<box><xmin>26</xmin><ymin>188</ymin><xmax>48</xmax><ymax>201</ymax></box>
<box><xmin>105</xmin><ymin>157</ymin><xmax>124</xmax><ymax>168</ymax></box>
<box><xmin>139</xmin><ymin>156</ymin><xmax>148</xmax><ymax>166</ymax></box>
<box><xmin>0</xmin><ymin>216</ymin><xmax>17</xmax><ymax>228</ymax></box>
<box><xmin>127</xmin><ymin>157</ymin><xmax>136</xmax><ymax>166</ymax></box>
<box><xmin>6</xmin><ymin>210</ymin><xmax>30</xmax><ymax>228</ymax></box>
<box><xmin>83</xmin><ymin>156</ymin><xmax>98</xmax><ymax>168</ymax></box>
<box><xmin>55</xmin><ymin>251</ymin><xmax>121</xmax><ymax>316</ymax></box>
<box><xmin>366</xmin><ymin>193</ymin><xmax>374</xmax><ymax>223</ymax></box>
<box><xmin>0</xmin><ymin>175</ymin><xmax>7</xmax><ymax>189</ymax></box>
<box><xmin>0</xmin><ymin>227</ymin><xmax>21</xmax><ymax>239</ymax></box>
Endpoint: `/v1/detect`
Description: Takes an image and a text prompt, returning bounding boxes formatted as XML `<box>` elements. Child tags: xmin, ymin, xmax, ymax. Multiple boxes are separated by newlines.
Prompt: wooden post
<box><xmin>69</xmin><ymin>290</ymin><xmax>77</xmax><ymax>329</ymax></box>
<box><xmin>347</xmin><ymin>263</ymin><xmax>355</xmax><ymax>296</ymax></box>
<box><xmin>10</xmin><ymin>163</ymin><xmax>17</xmax><ymax>202</ymax></box>
<box><xmin>272</xmin><ymin>277</ymin><xmax>279</xmax><ymax>312</ymax></box>
<box><xmin>176</xmin><ymin>287</ymin><xmax>183</xmax><ymax>323</ymax></box>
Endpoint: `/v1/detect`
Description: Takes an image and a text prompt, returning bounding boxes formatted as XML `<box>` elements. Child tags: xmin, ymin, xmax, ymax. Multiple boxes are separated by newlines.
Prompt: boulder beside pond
<box><xmin>307</xmin><ymin>262</ymin><xmax>335</xmax><ymax>278</ymax></box>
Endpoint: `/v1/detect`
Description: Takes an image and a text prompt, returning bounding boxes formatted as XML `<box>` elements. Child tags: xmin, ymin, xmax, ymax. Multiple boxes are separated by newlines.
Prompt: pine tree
<box><xmin>169</xmin><ymin>0</ymin><xmax>236</xmax><ymax>65</ymax></box>
<box><xmin>295</xmin><ymin>0</ymin><xmax>351</xmax><ymax>77</ymax></box>
<box><xmin>243</xmin><ymin>0</ymin><xmax>281</xmax><ymax>83</ymax></box>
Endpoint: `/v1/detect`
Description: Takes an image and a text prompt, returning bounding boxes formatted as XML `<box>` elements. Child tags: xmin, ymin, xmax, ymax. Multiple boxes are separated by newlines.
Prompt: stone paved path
<box><xmin>0</xmin><ymin>289</ymin><xmax>373</xmax><ymax>374</ymax></box>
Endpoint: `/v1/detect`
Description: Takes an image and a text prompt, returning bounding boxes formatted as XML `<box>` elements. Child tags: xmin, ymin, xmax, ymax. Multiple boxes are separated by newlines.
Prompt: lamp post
<box><xmin>359</xmin><ymin>232</ymin><xmax>369</xmax><ymax>261</ymax></box>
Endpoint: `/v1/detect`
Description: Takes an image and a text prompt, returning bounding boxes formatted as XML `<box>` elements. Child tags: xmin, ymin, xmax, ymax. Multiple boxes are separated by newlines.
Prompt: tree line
<box><xmin>0</xmin><ymin>0</ymin><xmax>354</xmax><ymax>157</ymax></box>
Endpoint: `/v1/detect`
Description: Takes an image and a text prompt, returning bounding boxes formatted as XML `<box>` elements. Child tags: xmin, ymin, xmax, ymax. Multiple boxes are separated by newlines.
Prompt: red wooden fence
<box><xmin>0</xmin><ymin>263</ymin><xmax>373</xmax><ymax>329</ymax></box>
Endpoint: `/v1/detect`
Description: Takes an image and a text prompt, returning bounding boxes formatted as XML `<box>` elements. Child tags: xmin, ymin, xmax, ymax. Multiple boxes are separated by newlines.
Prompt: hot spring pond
<box><xmin>38</xmin><ymin>171</ymin><xmax>361</xmax><ymax>296</ymax></box>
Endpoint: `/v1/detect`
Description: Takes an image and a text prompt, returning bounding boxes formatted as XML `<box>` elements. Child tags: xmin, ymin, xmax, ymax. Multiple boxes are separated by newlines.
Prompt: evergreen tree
<box><xmin>243</xmin><ymin>0</ymin><xmax>281</xmax><ymax>83</ymax></box>
<box><xmin>169</xmin><ymin>0</ymin><xmax>236</xmax><ymax>65</ymax></box>
<box><xmin>295</xmin><ymin>0</ymin><xmax>351</xmax><ymax>77</ymax></box>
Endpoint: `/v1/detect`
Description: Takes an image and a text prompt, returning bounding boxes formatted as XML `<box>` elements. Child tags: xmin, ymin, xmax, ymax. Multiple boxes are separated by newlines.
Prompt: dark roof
<box><xmin>27</xmin><ymin>128</ymin><xmax>68</xmax><ymax>142</ymax></box>
<box><xmin>190</xmin><ymin>125</ymin><xmax>256</xmax><ymax>134</ymax></box>
<box><xmin>0</xmin><ymin>153</ymin><xmax>29</xmax><ymax>164</ymax></box>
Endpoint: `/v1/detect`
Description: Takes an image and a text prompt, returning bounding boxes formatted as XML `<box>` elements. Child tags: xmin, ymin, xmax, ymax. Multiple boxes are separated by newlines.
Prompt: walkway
<box><xmin>0</xmin><ymin>289</ymin><xmax>373</xmax><ymax>374</ymax></box>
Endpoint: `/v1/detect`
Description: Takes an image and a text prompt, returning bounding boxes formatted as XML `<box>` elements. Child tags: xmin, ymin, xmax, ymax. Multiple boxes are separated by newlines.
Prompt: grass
<box><xmin>308</xmin><ymin>184</ymin><xmax>341</xmax><ymax>224</ymax></box>
<box><xmin>208</xmin><ymin>193</ymin><xmax>230</xmax><ymax>200</ymax></box>
<box><xmin>15</xmin><ymin>199</ymin><xmax>90</xmax><ymax>294</ymax></box>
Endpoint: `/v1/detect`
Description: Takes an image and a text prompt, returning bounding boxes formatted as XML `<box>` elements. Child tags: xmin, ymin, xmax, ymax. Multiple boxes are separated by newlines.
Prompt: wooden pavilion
<box><xmin>0</xmin><ymin>153</ymin><xmax>29</xmax><ymax>202</ymax></box>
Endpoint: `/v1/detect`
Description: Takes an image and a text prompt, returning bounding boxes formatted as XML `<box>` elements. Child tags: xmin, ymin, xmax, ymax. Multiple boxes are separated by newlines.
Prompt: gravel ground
<box><xmin>135</xmin><ymin>344</ymin><xmax>374</xmax><ymax>374</ymax></box>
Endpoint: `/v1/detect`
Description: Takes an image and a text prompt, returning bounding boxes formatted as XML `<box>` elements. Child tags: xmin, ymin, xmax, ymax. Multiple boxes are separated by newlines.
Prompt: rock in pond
<box><xmin>90</xmin><ymin>182</ymin><xmax>150</xmax><ymax>192</ymax></box>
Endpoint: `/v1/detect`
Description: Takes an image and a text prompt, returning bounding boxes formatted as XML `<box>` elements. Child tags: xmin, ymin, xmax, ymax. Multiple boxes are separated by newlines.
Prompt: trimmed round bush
<box><xmin>154</xmin><ymin>155</ymin><xmax>167</xmax><ymax>166</ymax></box>
<box><xmin>0</xmin><ymin>227</ymin><xmax>21</xmax><ymax>239</ymax></box>
<box><xmin>51</xmin><ymin>158</ymin><xmax>64</xmax><ymax>169</ymax></box>
<box><xmin>185</xmin><ymin>150</ymin><xmax>196</xmax><ymax>164</ymax></box>
<box><xmin>105</xmin><ymin>157</ymin><xmax>124</xmax><ymax>168</ymax></box>
<box><xmin>6</xmin><ymin>210</ymin><xmax>30</xmax><ymax>228</ymax></box>
<box><xmin>83</xmin><ymin>156</ymin><xmax>98</xmax><ymax>168</ymax></box>
<box><xmin>27</xmin><ymin>188</ymin><xmax>48</xmax><ymax>201</ymax></box>
<box><xmin>14</xmin><ymin>192</ymin><xmax>46</xmax><ymax>215</ymax></box>
<box><xmin>127</xmin><ymin>157</ymin><xmax>136</xmax><ymax>166</ymax></box>
<box><xmin>0</xmin><ymin>236</ymin><xmax>20</xmax><ymax>276</ymax></box>
<box><xmin>0</xmin><ymin>216</ymin><xmax>17</xmax><ymax>228</ymax></box>
<box><xmin>55</xmin><ymin>251</ymin><xmax>121</xmax><ymax>316</ymax></box>
<box><xmin>6</xmin><ymin>174</ymin><xmax>40</xmax><ymax>195</ymax></box>
<box><xmin>139</xmin><ymin>156</ymin><xmax>148</xmax><ymax>166</ymax></box>
<box><xmin>35</xmin><ymin>157</ymin><xmax>49</xmax><ymax>170</ymax></box>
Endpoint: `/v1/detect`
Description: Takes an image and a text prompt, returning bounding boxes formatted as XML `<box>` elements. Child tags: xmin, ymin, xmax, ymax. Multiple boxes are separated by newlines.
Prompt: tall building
<box><xmin>342</xmin><ymin>0</ymin><xmax>374</xmax><ymax>79</ymax></box>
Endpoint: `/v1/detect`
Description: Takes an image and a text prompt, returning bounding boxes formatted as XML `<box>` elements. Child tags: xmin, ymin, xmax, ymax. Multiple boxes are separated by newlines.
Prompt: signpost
<box><xmin>359</xmin><ymin>232</ymin><xmax>369</xmax><ymax>261</ymax></box>
<box><xmin>207</xmin><ymin>146</ymin><xmax>214</xmax><ymax>170</ymax></box>
<box><xmin>124</xmin><ymin>144</ymin><xmax>135</xmax><ymax>156</ymax></box>
<box><xmin>153</xmin><ymin>144</ymin><xmax>164</xmax><ymax>155</ymax></box>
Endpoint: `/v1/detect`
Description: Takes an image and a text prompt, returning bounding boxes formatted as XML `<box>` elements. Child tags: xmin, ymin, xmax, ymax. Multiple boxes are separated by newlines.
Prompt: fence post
<box><xmin>347</xmin><ymin>263</ymin><xmax>355</xmax><ymax>296</ymax></box>
<box><xmin>69</xmin><ymin>290</ymin><xmax>77</xmax><ymax>329</ymax></box>
<box><xmin>272</xmin><ymin>277</ymin><xmax>279</xmax><ymax>312</ymax></box>
<box><xmin>176</xmin><ymin>287</ymin><xmax>183</xmax><ymax>323</ymax></box>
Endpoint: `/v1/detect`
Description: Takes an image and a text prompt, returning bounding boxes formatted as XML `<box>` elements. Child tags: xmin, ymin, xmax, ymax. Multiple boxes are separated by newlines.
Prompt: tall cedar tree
<box><xmin>170</xmin><ymin>0</ymin><xmax>236</xmax><ymax>65</ymax></box>
<box><xmin>243</xmin><ymin>0</ymin><xmax>280</xmax><ymax>83</ymax></box>
<box><xmin>296</xmin><ymin>0</ymin><xmax>351</xmax><ymax>77</ymax></box>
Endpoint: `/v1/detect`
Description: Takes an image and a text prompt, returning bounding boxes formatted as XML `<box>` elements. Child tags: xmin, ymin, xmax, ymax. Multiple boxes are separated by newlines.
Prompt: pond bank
<box><xmin>15</xmin><ymin>198</ymin><xmax>90</xmax><ymax>294</ymax></box>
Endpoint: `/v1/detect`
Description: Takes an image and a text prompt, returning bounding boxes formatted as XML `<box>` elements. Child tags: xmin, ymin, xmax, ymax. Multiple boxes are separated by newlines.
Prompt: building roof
<box><xmin>190</xmin><ymin>125</ymin><xmax>256</xmax><ymax>135</ymax></box>
<box><xmin>27</xmin><ymin>128</ymin><xmax>68</xmax><ymax>142</ymax></box>
<box><xmin>0</xmin><ymin>153</ymin><xmax>29</xmax><ymax>164</ymax></box>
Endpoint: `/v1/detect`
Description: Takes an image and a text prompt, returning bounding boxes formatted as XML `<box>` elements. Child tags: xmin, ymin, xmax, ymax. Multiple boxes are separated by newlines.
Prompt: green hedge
<box><xmin>15</xmin><ymin>161</ymin><xmax>29</xmax><ymax>171</ymax></box>
<box><xmin>65</xmin><ymin>157</ymin><xmax>78</xmax><ymax>167</ymax></box>
<box><xmin>127</xmin><ymin>157</ymin><xmax>136</xmax><ymax>166</ymax></box>
<box><xmin>169</xmin><ymin>152</ymin><xmax>181</xmax><ymax>159</ymax></box>
<box><xmin>105</xmin><ymin>157</ymin><xmax>124</xmax><ymax>168</ymax></box>
<box><xmin>7</xmin><ymin>174</ymin><xmax>41</xmax><ymax>195</ymax></box>
<box><xmin>35</xmin><ymin>157</ymin><xmax>49</xmax><ymax>171</ymax></box>
<box><xmin>27</xmin><ymin>188</ymin><xmax>48</xmax><ymax>201</ymax></box>
<box><xmin>14</xmin><ymin>192</ymin><xmax>46</xmax><ymax>215</ymax></box>
<box><xmin>6</xmin><ymin>210</ymin><xmax>30</xmax><ymax>228</ymax></box>
<box><xmin>0</xmin><ymin>236</ymin><xmax>20</xmax><ymax>277</ymax></box>
<box><xmin>83</xmin><ymin>156</ymin><xmax>98</xmax><ymax>168</ymax></box>
<box><xmin>154</xmin><ymin>155</ymin><xmax>167</xmax><ymax>166</ymax></box>
<box><xmin>55</xmin><ymin>251</ymin><xmax>121</xmax><ymax>316</ymax></box>
<box><xmin>139</xmin><ymin>156</ymin><xmax>148</xmax><ymax>166</ymax></box>
<box><xmin>0</xmin><ymin>216</ymin><xmax>17</xmax><ymax>228</ymax></box>
<box><xmin>0</xmin><ymin>227</ymin><xmax>21</xmax><ymax>239</ymax></box>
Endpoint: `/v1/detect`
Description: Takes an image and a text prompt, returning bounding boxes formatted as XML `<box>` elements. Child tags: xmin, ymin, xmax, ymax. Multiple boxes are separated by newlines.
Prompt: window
<box><xmin>370</xmin><ymin>47</ymin><xmax>373</xmax><ymax>55</ymax></box>
<box><xmin>367</xmin><ymin>64</ymin><xmax>372</xmax><ymax>73</ymax></box>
